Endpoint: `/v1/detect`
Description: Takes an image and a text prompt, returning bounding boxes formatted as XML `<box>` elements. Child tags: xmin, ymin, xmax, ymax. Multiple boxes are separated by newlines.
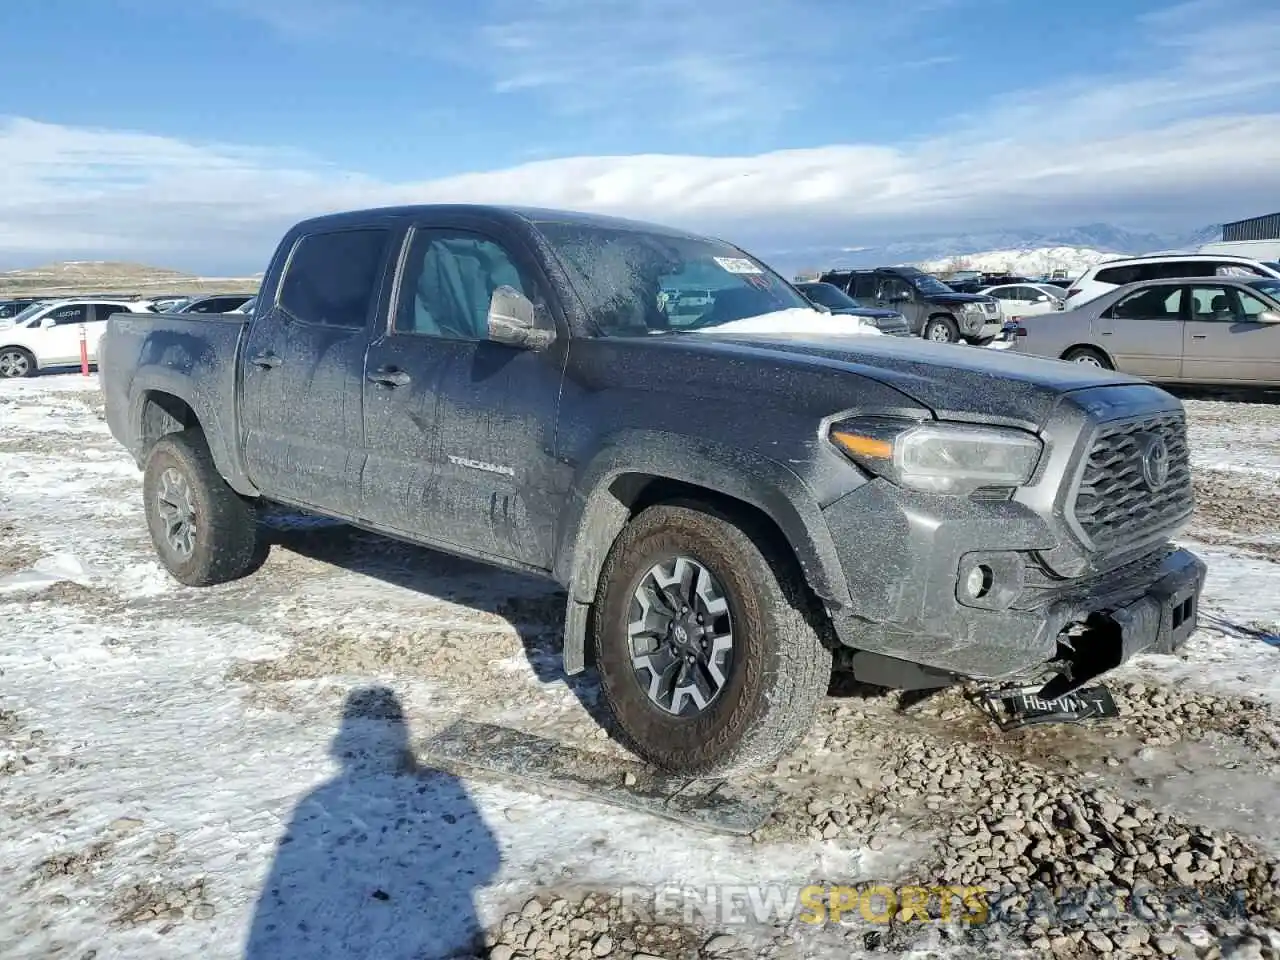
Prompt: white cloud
<box><xmin>3</xmin><ymin>0</ymin><xmax>1279</xmax><ymax>271</ymax></box>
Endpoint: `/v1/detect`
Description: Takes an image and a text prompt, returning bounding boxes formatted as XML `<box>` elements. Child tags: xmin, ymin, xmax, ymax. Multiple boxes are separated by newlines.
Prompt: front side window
<box><xmin>279</xmin><ymin>228</ymin><xmax>390</xmax><ymax>329</ymax></box>
<box><xmin>1187</xmin><ymin>285</ymin><xmax>1237</xmax><ymax>321</ymax></box>
<box><xmin>879</xmin><ymin>278</ymin><xmax>913</xmax><ymax>301</ymax></box>
<box><xmin>1236</xmin><ymin>289</ymin><xmax>1272</xmax><ymax>318</ymax></box>
<box><xmin>394</xmin><ymin>229</ymin><xmax>536</xmax><ymax>340</ymax></box>
<box><xmin>537</xmin><ymin>222</ymin><xmax>810</xmax><ymax>336</ymax></box>
<box><xmin>1109</xmin><ymin>286</ymin><xmax>1182</xmax><ymax>320</ymax></box>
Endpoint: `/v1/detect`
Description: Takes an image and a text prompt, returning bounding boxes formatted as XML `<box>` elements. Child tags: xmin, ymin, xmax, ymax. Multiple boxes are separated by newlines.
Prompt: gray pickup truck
<box><xmin>100</xmin><ymin>204</ymin><xmax>1206</xmax><ymax>775</ymax></box>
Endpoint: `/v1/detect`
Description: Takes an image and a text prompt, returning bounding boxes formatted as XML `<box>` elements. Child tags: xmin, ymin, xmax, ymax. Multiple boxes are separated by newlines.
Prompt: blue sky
<box><xmin>1</xmin><ymin>0</ymin><xmax>1279</xmax><ymax>271</ymax></box>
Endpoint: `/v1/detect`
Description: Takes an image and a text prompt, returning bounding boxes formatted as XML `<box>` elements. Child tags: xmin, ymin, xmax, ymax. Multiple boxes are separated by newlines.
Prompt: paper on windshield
<box><xmin>712</xmin><ymin>257</ymin><xmax>763</xmax><ymax>275</ymax></box>
<box><xmin>686</xmin><ymin>308</ymin><xmax>883</xmax><ymax>336</ymax></box>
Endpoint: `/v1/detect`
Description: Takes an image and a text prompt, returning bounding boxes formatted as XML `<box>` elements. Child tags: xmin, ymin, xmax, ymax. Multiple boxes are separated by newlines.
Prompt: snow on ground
<box><xmin>1</xmin><ymin>373</ymin><xmax>1279</xmax><ymax>960</ymax></box>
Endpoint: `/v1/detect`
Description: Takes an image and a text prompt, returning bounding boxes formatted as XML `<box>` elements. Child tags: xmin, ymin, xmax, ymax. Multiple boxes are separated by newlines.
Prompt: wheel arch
<box><xmin>1060</xmin><ymin>343</ymin><xmax>1115</xmax><ymax>367</ymax></box>
<box><xmin>0</xmin><ymin>343</ymin><xmax>37</xmax><ymax>373</ymax></box>
<box><xmin>127</xmin><ymin>372</ymin><xmax>257</xmax><ymax>496</ymax></box>
<box><xmin>553</xmin><ymin>432</ymin><xmax>850</xmax><ymax>675</ymax></box>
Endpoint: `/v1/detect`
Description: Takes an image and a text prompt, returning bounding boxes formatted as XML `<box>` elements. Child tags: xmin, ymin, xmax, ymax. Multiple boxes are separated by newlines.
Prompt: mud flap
<box><xmin>420</xmin><ymin>720</ymin><xmax>778</xmax><ymax>835</ymax></box>
<box><xmin>977</xmin><ymin>684</ymin><xmax>1120</xmax><ymax>732</ymax></box>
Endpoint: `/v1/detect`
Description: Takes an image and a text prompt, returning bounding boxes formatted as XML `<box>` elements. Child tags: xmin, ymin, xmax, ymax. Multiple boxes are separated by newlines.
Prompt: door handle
<box><xmin>368</xmin><ymin>367</ymin><xmax>411</xmax><ymax>387</ymax></box>
<box><xmin>1191</xmin><ymin>334</ymin><xmax>1207</xmax><ymax>340</ymax></box>
<box><xmin>251</xmin><ymin>352</ymin><xmax>282</xmax><ymax>369</ymax></box>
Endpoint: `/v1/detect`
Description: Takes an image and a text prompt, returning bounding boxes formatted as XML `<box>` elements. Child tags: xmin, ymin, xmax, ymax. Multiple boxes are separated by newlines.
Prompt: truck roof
<box><xmin>289</xmin><ymin>204</ymin><xmax>713</xmax><ymax>243</ymax></box>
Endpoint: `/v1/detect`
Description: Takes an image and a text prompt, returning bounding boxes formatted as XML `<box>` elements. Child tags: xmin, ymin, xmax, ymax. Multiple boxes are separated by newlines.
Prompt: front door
<box><xmin>876</xmin><ymin>276</ymin><xmax>923</xmax><ymax>333</ymax></box>
<box><xmin>41</xmin><ymin>303</ymin><xmax>91</xmax><ymax>364</ymax></box>
<box><xmin>1093</xmin><ymin>283</ymin><xmax>1184</xmax><ymax>380</ymax></box>
<box><xmin>1182</xmin><ymin>284</ymin><xmax>1280</xmax><ymax>385</ymax></box>
<box><xmin>240</xmin><ymin>226</ymin><xmax>394</xmax><ymax>516</ymax></box>
<box><xmin>361</xmin><ymin>224</ymin><xmax>567</xmax><ymax>569</ymax></box>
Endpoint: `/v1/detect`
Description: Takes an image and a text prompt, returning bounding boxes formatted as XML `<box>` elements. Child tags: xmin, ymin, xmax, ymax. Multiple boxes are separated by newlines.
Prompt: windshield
<box><xmin>799</xmin><ymin>282</ymin><xmax>861</xmax><ymax>310</ymax></box>
<box><xmin>536</xmin><ymin>222</ymin><xmax>813</xmax><ymax>335</ymax></box>
<box><xmin>11</xmin><ymin>302</ymin><xmax>47</xmax><ymax>325</ymax></box>
<box><xmin>1247</xmin><ymin>278</ymin><xmax>1280</xmax><ymax>299</ymax></box>
<box><xmin>909</xmin><ymin>273</ymin><xmax>955</xmax><ymax>295</ymax></box>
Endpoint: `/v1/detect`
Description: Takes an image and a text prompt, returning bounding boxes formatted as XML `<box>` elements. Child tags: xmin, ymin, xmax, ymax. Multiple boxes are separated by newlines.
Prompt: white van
<box><xmin>1064</xmin><ymin>254</ymin><xmax>1280</xmax><ymax>307</ymax></box>
<box><xmin>0</xmin><ymin>299</ymin><xmax>153</xmax><ymax>378</ymax></box>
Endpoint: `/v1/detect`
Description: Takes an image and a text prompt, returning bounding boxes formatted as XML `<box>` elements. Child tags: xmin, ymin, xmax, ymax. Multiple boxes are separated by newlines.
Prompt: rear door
<box><xmin>240</xmin><ymin>226</ymin><xmax>395</xmax><ymax>516</ymax></box>
<box><xmin>1182</xmin><ymin>284</ymin><xmax>1280</xmax><ymax>385</ymax></box>
<box><xmin>1093</xmin><ymin>283</ymin><xmax>1184</xmax><ymax>380</ymax></box>
<box><xmin>361</xmin><ymin>220</ymin><xmax>567</xmax><ymax>569</ymax></box>
<box><xmin>87</xmin><ymin>303</ymin><xmax>127</xmax><ymax>359</ymax></box>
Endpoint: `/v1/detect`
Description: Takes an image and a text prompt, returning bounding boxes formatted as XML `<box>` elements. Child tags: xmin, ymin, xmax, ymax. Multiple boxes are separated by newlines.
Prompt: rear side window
<box><xmin>279</xmin><ymin>228</ymin><xmax>390</xmax><ymax>328</ymax></box>
<box><xmin>1094</xmin><ymin>265</ymin><xmax>1142</xmax><ymax>286</ymax></box>
<box><xmin>852</xmin><ymin>275</ymin><xmax>877</xmax><ymax>299</ymax></box>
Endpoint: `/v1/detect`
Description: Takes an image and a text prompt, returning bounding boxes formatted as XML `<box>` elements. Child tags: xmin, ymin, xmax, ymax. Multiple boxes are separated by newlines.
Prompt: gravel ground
<box><xmin>3</xmin><ymin>377</ymin><xmax>1280</xmax><ymax>960</ymax></box>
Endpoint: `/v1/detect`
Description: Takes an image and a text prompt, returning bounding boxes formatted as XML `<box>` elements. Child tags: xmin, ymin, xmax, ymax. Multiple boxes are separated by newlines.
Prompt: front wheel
<box><xmin>142</xmin><ymin>429</ymin><xmax>262</xmax><ymax>586</ymax></box>
<box><xmin>591</xmin><ymin>504</ymin><xmax>833</xmax><ymax>776</ymax></box>
<box><xmin>923</xmin><ymin>316</ymin><xmax>960</xmax><ymax>343</ymax></box>
<box><xmin>0</xmin><ymin>347</ymin><xmax>36</xmax><ymax>378</ymax></box>
<box><xmin>1062</xmin><ymin>346</ymin><xmax>1112</xmax><ymax>369</ymax></box>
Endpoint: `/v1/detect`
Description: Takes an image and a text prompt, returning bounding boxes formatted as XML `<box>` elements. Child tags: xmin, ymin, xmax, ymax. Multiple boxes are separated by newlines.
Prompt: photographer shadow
<box><xmin>244</xmin><ymin>686</ymin><xmax>500</xmax><ymax>960</ymax></box>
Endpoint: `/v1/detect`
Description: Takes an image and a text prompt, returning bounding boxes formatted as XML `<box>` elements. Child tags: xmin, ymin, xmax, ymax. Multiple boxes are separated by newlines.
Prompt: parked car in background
<box><xmin>172</xmin><ymin>293</ymin><xmax>257</xmax><ymax>314</ymax></box>
<box><xmin>1064</xmin><ymin>254</ymin><xmax>1280</xmax><ymax>308</ymax></box>
<box><xmin>980</xmin><ymin>283</ymin><xmax>1067</xmax><ymax>321</ymax></box>
<box><xmin>0</xmin><ymin>298</ymin><xmax>43</xmax><ymax>321</ymax></box>
<box><xmin>1010</xmin><ymin>276</ymin><xmax>1280</xmax><ymax>386</ymax></box>
<box><xmin>0</xmin><ymin>298</ymin><xmax>154</xmax><ymax>378</ymax></box>
<box><xmin>229</xmin><ymin>296</ymin><xmax>257</xmax><ymax>315</ymax></box>
<box><xmin>149</xmin><ymin>296</ymin><xmax>193</xmax><ymax>312</ymax></box>
<box><xmin>820</xmin><ymin>266</ymin><xmax>1003</xmax><ymax>343</ymax></box>
<box><xmin>794</xmin><ymin>281</ymin><xmax>912</xmax><ymax>336</ymax></box>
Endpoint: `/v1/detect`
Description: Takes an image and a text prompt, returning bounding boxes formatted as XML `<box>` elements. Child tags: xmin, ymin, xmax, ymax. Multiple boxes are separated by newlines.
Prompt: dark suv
<box><xmin>820</xmin><ymin>266</ymin><xmax>1004</xmax><ymax>343</ymax></box>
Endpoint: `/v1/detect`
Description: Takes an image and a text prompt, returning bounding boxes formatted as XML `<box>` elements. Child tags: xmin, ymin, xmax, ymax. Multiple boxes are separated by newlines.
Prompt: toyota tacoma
<box><xmin>99</xmin><ymin>205</ymin><xmax>1206</xmax><ymax>776</ymax></box>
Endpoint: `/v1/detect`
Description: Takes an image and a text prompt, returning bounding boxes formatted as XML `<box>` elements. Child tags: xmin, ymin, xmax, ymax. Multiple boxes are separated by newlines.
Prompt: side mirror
<box><xmin>487</xmin><ymin>286</ymin><xmax>555</xmax><ymax>349</ymax></box>
<box><xmin>1257</xmin><ymin>310</ymin><xmax>1280</xmax><ymax>324</ymax></box>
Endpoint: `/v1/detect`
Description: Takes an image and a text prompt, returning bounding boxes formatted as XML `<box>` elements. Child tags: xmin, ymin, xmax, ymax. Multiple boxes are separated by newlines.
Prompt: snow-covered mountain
<box><xmin>913</xmin><ymin>246</ymin><xmax>1116</xmax><ymax>279</ymax></box>
<box><xmin>769</xmin><ymin>222</ymin><xmax>1222</xmax><ymax>277</ymax></box>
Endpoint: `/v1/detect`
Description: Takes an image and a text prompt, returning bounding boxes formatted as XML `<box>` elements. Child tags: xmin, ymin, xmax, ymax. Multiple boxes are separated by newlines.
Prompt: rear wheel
<box><xmin>923</xmin><ymin>316</ymin><xmax>960</xmax><ymax>343</ymax></box>
<box><xmin>1063</xmin><ymin>346</ymin><xmax>1112</xmax><ymax>369</ymax></box>
<box><xmin>591</xmin><ymin>503</ymin><xmax>832</xmax><ymax>776</ymax></box>
<box><xmin>0</xmin><ymin>347</ymin><xmax>35</xmax><ymax>378</ymax></box>
<box><xmin>142</xmin><ymin>429</ymin><xmax>261</xmax><ymax>586</ymax></box>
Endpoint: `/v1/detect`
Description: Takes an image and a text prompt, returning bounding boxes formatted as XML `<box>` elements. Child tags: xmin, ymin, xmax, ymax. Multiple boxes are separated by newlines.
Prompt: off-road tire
<box><xmin>591</xmin><ymin>503</ymin><xmax>833</xmax><ymax>776</ymax></box>
<box><xmin>923</xmin><ymin>316</ymin><xmax>960</xmax><ymax>343</ymax></box>
<box><xmin>1062</xmin><ymin>346</ymin><xmax>1112</xmax><ymax>369</ymax></box>
<box><xmin>142</xmin><ymin>428</ymin><xmax>261</xmax><ymax>586</ymax></box>
<box><xmin>0</xmin><ymin>346</ymin><xmax>36</xmax><ymax>378</ymax></box>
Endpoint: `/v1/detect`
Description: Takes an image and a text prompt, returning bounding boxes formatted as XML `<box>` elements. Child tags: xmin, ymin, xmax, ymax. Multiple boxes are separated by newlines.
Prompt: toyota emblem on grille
<box><xmin>1138</xmin><ymin>433</ymin><xmax>1170</xmax><ymax>490</ymax></box>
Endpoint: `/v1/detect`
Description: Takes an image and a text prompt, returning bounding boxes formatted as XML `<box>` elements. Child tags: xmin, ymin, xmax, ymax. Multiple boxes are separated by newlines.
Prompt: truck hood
<box><xmin>679</xmin><ymin>330</ymin><xmax>1146</xmax><ymax>431</ymax></box>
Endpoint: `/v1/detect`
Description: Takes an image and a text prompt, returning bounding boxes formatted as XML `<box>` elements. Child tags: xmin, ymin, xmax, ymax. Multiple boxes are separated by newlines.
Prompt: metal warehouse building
<box><xmin>1222</xmin><ymin>212</ymin><xmax>1280</xmax><ymax>242</ymax></box>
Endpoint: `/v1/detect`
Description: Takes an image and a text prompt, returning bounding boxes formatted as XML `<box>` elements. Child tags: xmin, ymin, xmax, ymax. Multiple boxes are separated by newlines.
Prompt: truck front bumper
<box><xmin>819</xmin><ymin>480</ymin><xmax>1207</xmax><ymax>682</ymax></box>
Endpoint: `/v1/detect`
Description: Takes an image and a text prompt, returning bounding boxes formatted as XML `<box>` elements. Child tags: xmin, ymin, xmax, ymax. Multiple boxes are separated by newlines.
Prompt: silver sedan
<box><xmin>1008</xmin><ymin>276</ymin><xmax>1280</xmax><ymax>387</ymax></box>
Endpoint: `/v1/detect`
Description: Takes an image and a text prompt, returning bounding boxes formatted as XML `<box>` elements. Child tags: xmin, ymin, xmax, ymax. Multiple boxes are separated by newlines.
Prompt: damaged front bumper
<box><xmin>820</xmin><ymin>479</ymin><xmax>1207</xmax><ymax>691</ymax></box>
<box><xmin>1034</xmin><ymin>547</ymin><xmax>1206</xmax><ymax>699</ymax></box>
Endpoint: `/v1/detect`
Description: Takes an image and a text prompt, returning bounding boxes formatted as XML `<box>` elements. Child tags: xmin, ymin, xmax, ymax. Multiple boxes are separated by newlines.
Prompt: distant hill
<box><xmin>0</xmin><ymin>261</ymin><xmax>261</xmax><ymax>298</ymax></box>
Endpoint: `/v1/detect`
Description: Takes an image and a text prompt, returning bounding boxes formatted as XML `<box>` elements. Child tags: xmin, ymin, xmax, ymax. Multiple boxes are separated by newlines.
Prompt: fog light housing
<box><xmin>956</xmin><ymin>552</ymin><xmax>1026</xmax><ymax>610</ymax></box>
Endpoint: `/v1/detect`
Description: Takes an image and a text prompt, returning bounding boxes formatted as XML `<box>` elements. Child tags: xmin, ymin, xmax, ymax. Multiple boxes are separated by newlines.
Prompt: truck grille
<box><xmin>1068</xmin><ymin>411</ymin><xmax>1193</xmax><ymax>553</ymax></box>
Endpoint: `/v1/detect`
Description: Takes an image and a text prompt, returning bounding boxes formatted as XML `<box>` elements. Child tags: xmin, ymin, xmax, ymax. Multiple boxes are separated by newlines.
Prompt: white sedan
<box><xmin>0</xmin><ymin>299</ymin><xmax>154</xmax><ymax>378</ymax></box>
<box><xmin>980</xmin><ymin>283</ymin><xmax>1067</xmax><ymax>321</ymax></box>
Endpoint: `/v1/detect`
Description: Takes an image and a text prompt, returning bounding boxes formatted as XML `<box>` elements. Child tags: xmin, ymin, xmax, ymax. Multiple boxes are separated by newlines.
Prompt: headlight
<box><xmin>828</xmin><ymin>417</ymin><xmax>1043</xmax><ymax>495</ymax></box>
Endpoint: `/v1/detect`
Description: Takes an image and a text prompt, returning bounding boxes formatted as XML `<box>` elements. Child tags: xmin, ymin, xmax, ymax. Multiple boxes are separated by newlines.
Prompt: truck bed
<box><xmin>100</xmin><ymin>311</ymin><xmax>248</xmax><ymax>478</ymax></box>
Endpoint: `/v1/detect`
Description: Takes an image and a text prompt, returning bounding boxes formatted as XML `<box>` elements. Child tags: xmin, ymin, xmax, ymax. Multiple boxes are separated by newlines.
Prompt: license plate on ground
<box><xmin>978</xmin><ymin>684</ymin><xmax>1120</xmax><ymax>732</ymax></box>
